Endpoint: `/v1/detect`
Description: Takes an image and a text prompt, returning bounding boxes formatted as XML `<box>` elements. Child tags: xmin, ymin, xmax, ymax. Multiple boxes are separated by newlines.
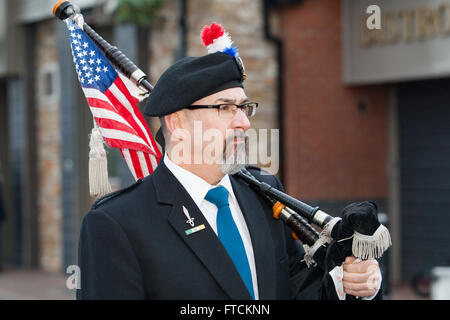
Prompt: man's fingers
<box><xmin>343</xmin><ymin>259</ymin><xmax>379</xmax><ymax>273</ymax></box>
<box><xmin>343</xmin><ymin>271</ymin><xmax>374</xmax><ymax>283</ymax></box>
<box><xmin>343</xmin><ymin>288</ymin><xmax>377</xmax><ymax>298</ymax></box>
<box><xmin>344</xmin><ymin>256</ymin><xmax>356</xmax><ymax>264</ymax></box>
<box><xmin>343</xmin><ymin>278</ymin><xmax>374</xmax><ymax>291</ymax></box>
<box><xmin>343</xmin><ymin>281</ymin><xmax>366</xmax><ymax>291</ymax></box>
<box><xmin>343</xmin><ymin>268</ymin><xmax>381</xmax><ymax>294</ymax></box>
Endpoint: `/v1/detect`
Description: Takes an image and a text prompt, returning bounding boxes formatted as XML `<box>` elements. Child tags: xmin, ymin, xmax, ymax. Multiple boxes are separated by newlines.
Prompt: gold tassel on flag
<box><xmin>89</xmin><ymin>120</ymin><xmax>112</xmax><ymax>197</ymax></box>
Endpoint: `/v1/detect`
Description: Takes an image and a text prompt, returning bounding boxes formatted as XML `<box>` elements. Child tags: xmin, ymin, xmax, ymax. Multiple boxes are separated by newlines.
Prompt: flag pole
<box><xmin>53</xmin><ymin>0</ymin><xmax>154</xmax><ymax>93</ymax></box>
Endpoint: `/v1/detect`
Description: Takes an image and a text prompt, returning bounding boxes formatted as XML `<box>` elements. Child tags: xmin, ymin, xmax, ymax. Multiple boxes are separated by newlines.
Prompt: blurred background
<box><xmin>0</xmin><ymin>0</ymin><xmax>449</xmax><ymax>300</ymax></box>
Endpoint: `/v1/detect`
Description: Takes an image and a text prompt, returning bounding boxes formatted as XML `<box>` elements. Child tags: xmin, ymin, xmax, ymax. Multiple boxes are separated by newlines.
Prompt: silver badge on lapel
<box><xmin>183</xmin><ymin>206</ymin><xmax>205</xmax><ymax>236</ymax></box>
<box><xmin>183</xmin><ymin>206</ymin><xmax>195</xmax><ymax>227</ymax></box>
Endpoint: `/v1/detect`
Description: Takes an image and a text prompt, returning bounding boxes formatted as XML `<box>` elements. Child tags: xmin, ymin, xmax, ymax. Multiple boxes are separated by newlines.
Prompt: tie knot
<box><xmin>205</xmin><ymin>186</ymin><xmax>229</xmax><ymax>208</ymax></box>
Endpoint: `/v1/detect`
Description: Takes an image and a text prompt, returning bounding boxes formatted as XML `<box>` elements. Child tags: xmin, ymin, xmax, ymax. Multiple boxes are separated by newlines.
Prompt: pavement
<box><xmin>0</xmin><ymin>269</ymin><xmax>430</xmax><ymax>300</ymax></box>
<box><xmin>389</xmin><ymin>283</ymin><xmax>430</xmax><ymax>300</ymax></box>
<box><xmin>0</xmin><ymin>269</ymin><xmax>75</xmax><ymax>300</ymax></box>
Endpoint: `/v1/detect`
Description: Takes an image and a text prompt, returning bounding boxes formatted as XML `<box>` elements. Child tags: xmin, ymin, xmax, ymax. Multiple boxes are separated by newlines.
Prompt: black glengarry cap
<box><xmin>144</xmin><ymin>52</ymin><xmax>245</xmax><ymax>117</ymax></box>
<box><xmin>145</xmin><ymin>22</ymin><xmax>246</xmax><ymax>117</ymax></box>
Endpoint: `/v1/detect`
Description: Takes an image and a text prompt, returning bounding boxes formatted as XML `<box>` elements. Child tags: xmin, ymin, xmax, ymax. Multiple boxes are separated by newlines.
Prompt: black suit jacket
<box><xmin>76</xmin><ymin>162</ymin><xmax>326</xmax><ymax>300</ymax></box>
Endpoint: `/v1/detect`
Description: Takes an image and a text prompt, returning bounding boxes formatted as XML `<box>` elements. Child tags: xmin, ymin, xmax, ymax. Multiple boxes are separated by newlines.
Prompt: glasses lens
<box><xmin>218</xmin><ymin>104</ymin><xmax>236</xmax><ymax>118</ymax></box>
<box><xmin>218</xmin><ymin>103</ymin><xmax>258</xmax><ymax>118</ymax></box>
<box><xmin>244</xmin><ymin>103</ymin><xmax>257</xmax><ymax>118</ymax></box>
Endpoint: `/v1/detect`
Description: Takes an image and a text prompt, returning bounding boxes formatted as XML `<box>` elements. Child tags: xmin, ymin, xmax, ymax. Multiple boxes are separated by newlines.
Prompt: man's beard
<box><xmin>219</xmin><ymin>131</ymin><xmax>249</xmax><ymax>175</ymax></box>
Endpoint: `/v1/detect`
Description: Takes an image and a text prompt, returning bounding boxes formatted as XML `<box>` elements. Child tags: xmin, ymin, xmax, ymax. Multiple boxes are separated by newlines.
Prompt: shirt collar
<box><xmin>164</xmin><ymin>153</ymin><xmax>236</xmax><ymax>206</ymax></box>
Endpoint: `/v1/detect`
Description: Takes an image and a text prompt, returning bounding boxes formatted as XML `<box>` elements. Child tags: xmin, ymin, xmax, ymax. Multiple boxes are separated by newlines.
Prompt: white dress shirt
<box><xmin>164</xmin><ymin>155</ymin><xmax>260</xmax><ymax>299</ymax></box>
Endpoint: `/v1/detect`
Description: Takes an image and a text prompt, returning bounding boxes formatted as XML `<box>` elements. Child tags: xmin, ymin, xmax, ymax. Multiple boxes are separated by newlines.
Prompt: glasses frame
<box><xmin>183</xmin><ymin>102</ymin><xmax>259</xmax><ymax>118</ymax></box>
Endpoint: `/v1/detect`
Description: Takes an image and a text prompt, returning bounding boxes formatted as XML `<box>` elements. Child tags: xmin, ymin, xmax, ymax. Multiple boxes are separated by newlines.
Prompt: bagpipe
<box><xmin>53</xmin><ymin>0</ymin><xmax>392</xmax><ymax>299</ymax></box>
<box><xmin>237</xmin><ymin>169</ymin><xmax>391</xmax><ymax>270</ymax></box>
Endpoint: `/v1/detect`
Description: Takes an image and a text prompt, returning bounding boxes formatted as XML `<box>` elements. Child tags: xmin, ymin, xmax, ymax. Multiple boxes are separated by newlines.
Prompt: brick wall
<box><xmin>35</xmin><ymin>20</ymin><xmax>62</xmax><ymax>272</ymax></box>
<box><xmin>148</xmin><ymin>0</ymin><xmax>279</xmax><ymax>169</ymax></box>
<box><xmin>279</xmin><ymin>0</ymin><xmax>389</xmax><ymax>201</ymax></box>
<box><xmin>187</xmin><ymin>0</ymin><xmax>278</xmax><ymax>130</ymax></box>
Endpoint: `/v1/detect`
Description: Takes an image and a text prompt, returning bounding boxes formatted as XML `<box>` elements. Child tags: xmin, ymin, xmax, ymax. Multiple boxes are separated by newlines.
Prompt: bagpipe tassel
<box><xmin>352</xmin><ymin>224</ymin><xmax>392</xmax><ymax>260</ymax></box>
<box><xmin>89</xmin><ymin>120</ymin><xmax>112</xmax><ymax>197</ymax></box>
<box><xmin>303</xmin><ymin>217</ymin><xmax>342</xmax><ymax>268</ymax></box>
<box><xmin>303</xmin><ymin>239</ymin><xmax>328</xmax><ymax>268</ymax></box>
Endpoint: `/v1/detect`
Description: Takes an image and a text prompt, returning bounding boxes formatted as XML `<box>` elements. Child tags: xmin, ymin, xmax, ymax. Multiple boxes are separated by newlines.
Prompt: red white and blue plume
<box><xmin>201</xmin><ymin>22</ymin><xmax>239</xmax><ymax>58</ymax></box>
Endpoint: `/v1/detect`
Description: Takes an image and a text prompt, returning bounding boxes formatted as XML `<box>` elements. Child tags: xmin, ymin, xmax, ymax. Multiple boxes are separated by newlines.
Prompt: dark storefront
<box><xmin>398</xmin><ymin>79</ymin><xmax>450</xmax><ymax>280</ymax></box>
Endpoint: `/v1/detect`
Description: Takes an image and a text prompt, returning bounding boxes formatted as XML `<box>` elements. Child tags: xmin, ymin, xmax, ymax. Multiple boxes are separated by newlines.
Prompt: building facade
<box><xmin>278</xmin><ymin>0</ymin><xmax>450</xmax><ymax>283</ymax></box>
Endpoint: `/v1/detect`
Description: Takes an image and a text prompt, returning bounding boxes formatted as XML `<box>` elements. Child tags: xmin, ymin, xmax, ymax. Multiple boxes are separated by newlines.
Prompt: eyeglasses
<box><xmin>183</xmin><ymin>102</ymin><xmax>259</xmax><ymax>119</ymax></box>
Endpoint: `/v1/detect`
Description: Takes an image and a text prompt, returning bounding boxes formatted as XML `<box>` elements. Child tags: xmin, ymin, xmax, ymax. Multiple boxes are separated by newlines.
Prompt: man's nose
<box><xmin>231</xmin><ymin>108</ymin><xmax>251</xmax><ymax>131</ymax></box>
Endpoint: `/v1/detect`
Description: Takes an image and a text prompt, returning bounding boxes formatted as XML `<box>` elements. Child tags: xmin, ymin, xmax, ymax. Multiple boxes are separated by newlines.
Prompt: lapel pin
<box><xmin>183</xmin><ymin>206</ymin><xmax>195</xmax><ymax>227</ymax></box>
<box><xmin>182</xmin><ymin>206</ymin><xmax>205</xmax><ymax>235</ymax></box>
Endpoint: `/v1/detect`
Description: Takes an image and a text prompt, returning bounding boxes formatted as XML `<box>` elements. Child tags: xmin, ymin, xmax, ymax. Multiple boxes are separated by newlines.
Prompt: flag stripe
<box><xmin>114</xmin><ymin>78</ymin><xmax>160</xmax><ymax>156</ymax></box>
<box><xmin>100</xmin><ymin>129</ymin><xmax>152</xmax><ymax>153</ymax></box>
<box><xmin>86</xmin><ymin>97</ymin><xmax>117</xmax><ymax>113</ymax></box>
<box><xmin>150</xmin><ymin>154</ymin><xmax>158</xmax><ymax>172</ymax></box>
<box><xmin>103</xmin><ymin>138</ymin><xmax>152</xmax><ymax>154</ymax></box>
<box><xmin>111</xmin><ymin>80</ymin><xmax>161</xmax><ymax>159</ymax></box>
<box><xmin>99</xmin><ymin>127</ymin><xmax>151</xmax><ymax>148</ymax></box>
<box><xmin>121</xmin><ymin>149</ymin><xmax>137</xmax><ymax>180</ymax></box>
<box><xmin>85</xmin><ymin>86</ymin><xmax>152</xmax><ymax>151</ymax></box>
<box><xmin>137</xmin><ymin>151</ymin><xmax>150</xmax><ymax>177</ymax></box>
<box><xmin>118</xmin><ymin>72</ymin><xmax>144</xmax><ymax>104</ymax></box>
<box><xmin>107</xmin><ymin>83</ymin><xmax>153</xmax><ymax>147</ymax></box>
<box><xmin>143</xmin><ymin>152</ymin><xmax>153</xmax><ymax>174</ymax></box>
<box><xmin>129</xmin><ymin>149</ymin><xmax>144</xmax><ymax>179</ymax></box>
<box><xmin>87</xmin><ymin>87</ymin><xmax>161</xmax><ymax>159</ymax></box>
<box><xmin>104</xmin><ymin>88</ymin><xmax>148</xmax><ymax>142</ymax></box>
<box><xmin>83</xmin><ymin>88</ymin><xmax>111</xmax><ymax>103</ymax></box>
<box><xmin>91</xmin><ymin>107</ymin><xmax>135</xmax><ymax>130</ymax></box>
<box><xmin>94</xmin><ymin>117</ymin><xmax>139</xmax><ymax>137</ymax></box>
<box><xmin>104</xmin><ymin>88</ymin><xmax>154</xmax><ymax>153</ymax></box>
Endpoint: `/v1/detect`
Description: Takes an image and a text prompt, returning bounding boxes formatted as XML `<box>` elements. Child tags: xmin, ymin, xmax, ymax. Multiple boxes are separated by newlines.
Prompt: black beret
<box><xmin>144</xmin><ymin>52</ymin><xmax>245</xmax><ymax>117</ymax></box>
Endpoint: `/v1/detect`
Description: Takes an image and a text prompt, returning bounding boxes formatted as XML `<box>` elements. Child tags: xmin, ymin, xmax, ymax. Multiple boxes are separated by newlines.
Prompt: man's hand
<box><xmin>342</xmin><ymin>256</ymin><xmax>381</xmax><ymax>298</ymax></box>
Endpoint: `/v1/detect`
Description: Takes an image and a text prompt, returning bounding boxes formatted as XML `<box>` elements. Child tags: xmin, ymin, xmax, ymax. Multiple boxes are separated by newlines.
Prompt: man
<box><xmin>77</xmin><ymin>24</ymin><xmax>381</xmax><ymax>300</ymax></box>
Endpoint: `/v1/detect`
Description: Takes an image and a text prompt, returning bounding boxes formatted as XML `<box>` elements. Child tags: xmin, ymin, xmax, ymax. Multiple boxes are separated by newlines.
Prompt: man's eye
<box><xmin>220</xmin><ymin>105</ymin><xmax>235</xmax><ymax>112</ymax></box>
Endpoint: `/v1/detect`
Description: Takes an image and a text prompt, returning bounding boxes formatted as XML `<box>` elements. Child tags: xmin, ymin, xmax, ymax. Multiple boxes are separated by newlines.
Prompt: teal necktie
<box><xmin>205</xmin><ymin>186</ymin><xmax>255</xmax><ymax>299</ymax></box>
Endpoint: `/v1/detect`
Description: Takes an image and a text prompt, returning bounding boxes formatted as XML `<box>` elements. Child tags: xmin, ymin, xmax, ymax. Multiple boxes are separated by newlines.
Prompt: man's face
<box><xmin>178</xmin><ymin>87</ymin><xmax>251</xmax><ymax>174</ymax></box>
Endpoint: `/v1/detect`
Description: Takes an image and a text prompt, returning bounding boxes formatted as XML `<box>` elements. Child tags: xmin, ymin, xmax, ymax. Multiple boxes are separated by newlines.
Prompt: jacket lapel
<box><xmin>152</xmin><ymin>162</ymin><xmax>252</xmax><ymax>300</ymax></box>
<box><xmin>230</xmin><ymin>174</ymin><xmax>277</xmax><ymax>300</ymax></box>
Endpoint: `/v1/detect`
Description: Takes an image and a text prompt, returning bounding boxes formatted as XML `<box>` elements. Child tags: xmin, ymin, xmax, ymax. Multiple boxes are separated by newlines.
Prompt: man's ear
<box><xmin>165</xmin><ymin>111</ymin><xmax>186</xmax><ymax>141</ymax></box>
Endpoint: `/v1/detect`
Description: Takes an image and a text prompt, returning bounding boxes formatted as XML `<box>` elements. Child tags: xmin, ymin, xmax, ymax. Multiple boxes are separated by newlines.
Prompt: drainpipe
<box><xmin>263</xmin><ymin>0</ymin><xmax>284</xmax><ymax>183</ymax></box>
<box><xmin>177</xmin><ymin>0</ymin><xmax>187</xmax><ymax>60</ymax></box>
<box><xmin>263</xmin><ymin>0</ymin><xmax>302</xmax><ymax>184</ymax></box>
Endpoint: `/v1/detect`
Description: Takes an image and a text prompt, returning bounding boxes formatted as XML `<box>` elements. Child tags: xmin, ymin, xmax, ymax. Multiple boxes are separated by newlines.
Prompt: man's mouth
<box><xmin>227</xmin><ymin>131</ymin><xmax>247</xmax><ymax>143</ymax></box>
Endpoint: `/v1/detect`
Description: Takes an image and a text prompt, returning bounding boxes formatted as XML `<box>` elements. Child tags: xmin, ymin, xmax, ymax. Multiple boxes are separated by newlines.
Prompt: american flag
<box><xmin>65</xmin><ymin>19</ymin><xmax>161</xmax><ymax>181</ymax></box>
